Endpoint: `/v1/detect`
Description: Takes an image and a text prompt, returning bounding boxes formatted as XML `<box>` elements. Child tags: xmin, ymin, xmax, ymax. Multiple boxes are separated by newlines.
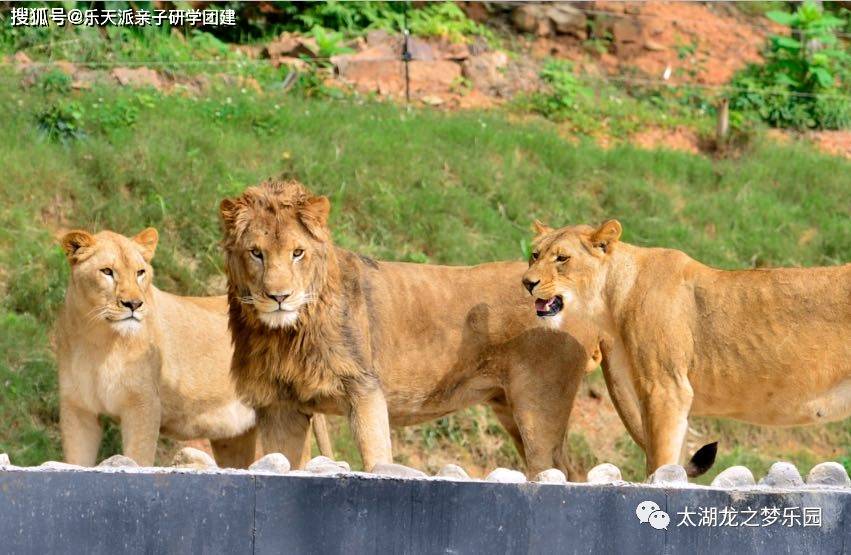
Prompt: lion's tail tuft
<box><xmin>685</xmin><ymin>441</ymin><xmax>718</xmax><ymax>478</ymax></box>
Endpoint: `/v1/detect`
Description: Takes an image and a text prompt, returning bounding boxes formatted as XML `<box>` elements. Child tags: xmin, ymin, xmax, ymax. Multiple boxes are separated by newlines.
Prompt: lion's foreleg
<box><xmin>348</xmin><ymin>387</ymin><xmax>392</xmax><ymax>472</ymax></box>
<box><xmin>120</xmin><ymin>398</ymin><xmax>161</xmax><ymax>466</ymax></box>
<box><xmin>257</xmin><ymin>405</ymin><xmax>312</xmax><ymax>468</ymax></box>
<box><xmin>60</xmin><ymin>401</ymin><xmax>103</xmax><ymax>466</ymax></box>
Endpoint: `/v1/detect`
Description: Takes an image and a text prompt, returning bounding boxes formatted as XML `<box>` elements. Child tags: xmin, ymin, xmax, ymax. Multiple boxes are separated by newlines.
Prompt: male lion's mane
<box><xmin>220</xmin><ymin>180</ymin><xmax>374</xmax><ymax>410</ymax></box>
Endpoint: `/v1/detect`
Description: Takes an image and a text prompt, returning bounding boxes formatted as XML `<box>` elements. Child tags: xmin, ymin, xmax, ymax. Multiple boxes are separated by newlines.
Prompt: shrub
<box><xmin>35</xmin><ymin>101</ymin><xmax>85</xmax><ymax>142</ymax></box>
<box><xmin>525</xmin><ymin>59</ymin><xmax>593</xmax><ymax>121</ymax></box>
<box><xmin>730</xmin><ymin>2</ymin><xmax>851</xmax><ymax>129</ymax></box>
<box><xmin>216</xmin><ymin>1</ymin><xmax>491</xmax><ymax>43</ymax></box>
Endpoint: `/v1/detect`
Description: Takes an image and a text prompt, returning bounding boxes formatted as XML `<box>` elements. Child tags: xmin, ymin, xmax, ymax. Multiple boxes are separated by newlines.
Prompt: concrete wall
<box><xmin>0</xmin><ymin>467</ymin><xmax>848</xmax><ymax>554</ymax></box>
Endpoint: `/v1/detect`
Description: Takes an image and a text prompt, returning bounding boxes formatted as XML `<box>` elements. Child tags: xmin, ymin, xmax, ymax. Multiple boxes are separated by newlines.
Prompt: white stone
<box><xmin>586</xmin><ymin>463</ymin><xmax>622</xmax><ymax>484</ymax></box>
<box><xmin>98</xmin><ymin>455</ymin><xmax>139</xmax><ymax>468</ymax></box>
<box><xmin>371</xmin><ymin>462</ymin><xmax>428</xmax><ymax>479</ymax></box>
<box><xmin>486</xmin><ymin>468</ymin><xmax>527</xmax><ymax>484</ymax></box>
<box><xmin>650</xmin><ymin>464</ymin><xmax>688</xmax><ymax>485</ymax></box>
<box><xmin>759</xmin><ymin>462</ymin><xmax>803</xmax><ymax>488</ymax></box>
<box><xmin>0</xmin><ymin>453</ymin><xmax>9</xmax><ymax>466</ymax></box>
<box><xmin>171</xmin><ymin>447</ymin><xmax>217</xmax><ymax>470</ymax></box>
<box><xmin>535</xmin><ymin>468</ymin><xmax>568</xmax><ymax>484</ymax></box>
<box><xmin>711</xmin><ymin>466</ymin><xmax>756</xmax><ymax>488</ymax></box>
<box><xmin>436</xmin><ymin>463</ymin><xmax>470</xmax><ymax>480</ymax></box>
<box><xmin>306</xmin><ymin>456</ymin><xmax>349</xmax><ymax>474</ymax></box>
<box><xmin>39</xmin><ymin>461</ymin><xmax>82</xmax><ymax>470</ymax></box>
<box><xmin>806</xmin><ymin>462</ymin><xmax>851</xmax><ymax>487</ymax></box>
<box><xmin>249</xmin><ymin>453</ymin><xmax>291</xmax><ymax>474</ymax></box>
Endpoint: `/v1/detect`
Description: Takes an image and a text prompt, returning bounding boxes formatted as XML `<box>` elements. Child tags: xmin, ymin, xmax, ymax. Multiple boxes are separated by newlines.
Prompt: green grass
<box><xmin>0</xmin><ymin>55</ymin><xmax>848</xmax><ymax>475</ymax></box>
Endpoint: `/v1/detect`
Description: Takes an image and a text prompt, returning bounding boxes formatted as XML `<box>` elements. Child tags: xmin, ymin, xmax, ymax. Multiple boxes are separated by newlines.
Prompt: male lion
<box><xmin>219</xmin><ymin>180</ymin><xmax>602</xmax><ymax>475</ymax></box>
<box><xmin>55</xmin><ymin>228</ymin><xmax>332</xmax><ymax>467</ymax></box>
<box><xmin>522</xmin><ymin>219</ymin><xmax>850</xmax><ymax>476</ymax></box>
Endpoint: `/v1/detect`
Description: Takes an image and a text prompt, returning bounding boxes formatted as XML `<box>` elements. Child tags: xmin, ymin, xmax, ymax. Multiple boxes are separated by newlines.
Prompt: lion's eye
<box><xmin>101</xmin><ymin>268</ymin><xmax>113</xmax><ymax>277</ymax></box>
<box><xmin>137</xmin><ymin>269</ymin><xmax>146</xmax><ymax>277</ymax></box>
<box><xmin>292</xmin><ymin>248</ymin><xmax>304</xmax><ymax>259</ymax></box>
<box><xmin>249</xmin><ymin>248</ymin><xmax>263</xmax><ymax>260</ymax></box>
<box><xmin>530</xmin><ymin>252</ymin><xmax>539</xmax><ymax>261</ymax></box>
<box><xmin>556</xmin><ymin>255</ymin><xmax>570</xmax><ymax>263</ymax></box>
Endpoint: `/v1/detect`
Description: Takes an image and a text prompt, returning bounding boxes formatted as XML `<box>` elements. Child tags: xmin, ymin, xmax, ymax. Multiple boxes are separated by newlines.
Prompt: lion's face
<box><xmin>61</xmin><ymin>228</ymin><xmax>159</xmax><ymax>336</ymax></box>
<box><xmin>521</xmin><ymin>219</ymin><xmax>622</xmax><ymax>325</ymax></box>
<box><xmin>220</xmin><ymin>181</ymin><xmax>331</xmax><ymax>329</ymax></box>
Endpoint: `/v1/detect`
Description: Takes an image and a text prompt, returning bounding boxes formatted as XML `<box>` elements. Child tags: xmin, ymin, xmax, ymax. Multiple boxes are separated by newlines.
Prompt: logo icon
<box><xmin>636</xmin><ymin>501</ymin><xmax>670</xmax><ymax>530</ymax></box>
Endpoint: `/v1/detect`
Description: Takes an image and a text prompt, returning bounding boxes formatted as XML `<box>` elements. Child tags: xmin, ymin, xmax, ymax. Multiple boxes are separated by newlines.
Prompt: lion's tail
<box><xmin>684</xmin><ymin>441</ymin><xmax>719</xmax><ymax>478</ymax></box>
<box><xmin>312</xmin><ymin>414</ymin><xmax>334</xmax><ymax>459</ymax></box>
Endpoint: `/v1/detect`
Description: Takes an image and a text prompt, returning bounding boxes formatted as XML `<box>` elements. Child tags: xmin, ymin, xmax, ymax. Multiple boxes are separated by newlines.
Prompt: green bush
<box><xmin>524</xmin><ymin>59</ymin><xmax>594</xmax><ymax>121</ymax></box>
<box><xmin>35</xmin><ymin>101</ymin><xmax>85</xmax><ymax>142</ymax></box>
<box><xmin>215</xmin><ymin>1</ymin><xmax>491</xmax><ymax>43</ymax></box>
<box><xmin>730</xmin><ymin>1</ymin><xmax>851</xmax><ymax>129</ymax></box>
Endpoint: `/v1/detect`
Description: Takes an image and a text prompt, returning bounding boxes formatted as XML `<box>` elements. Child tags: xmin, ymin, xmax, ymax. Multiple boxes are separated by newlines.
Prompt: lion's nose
<box><xmin>267</xmin><ymin>292</ymin><xmax>291</xmax><ymax>304</ymax></box>
<box><xmin>522</xmin><ymin>279</ymin><xmax>539</xmax><ymax>295</ymax></box>
<box><xmin>120</xmin><ymin>299</ymin><xmax>143</xmax><ymax>311</ymax></box>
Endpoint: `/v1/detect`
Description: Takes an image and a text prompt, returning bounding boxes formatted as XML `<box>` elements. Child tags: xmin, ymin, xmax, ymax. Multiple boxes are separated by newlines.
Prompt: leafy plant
<box><xmin>524</xmin><ymin>59</ymin><xmax>593</xmax><ymax>120</ymax></box>
<box><xmin>35</xmin><ymin>101</ymin><xmax>85</xmax><ymax>142</ymax></box>
<box><xmin>730</xmin><ymin>1</ymin><xmax>851</xmax><ymax>129</ymax></box>
<box><xmin>307</xmin><ymin>25</ymin><xmax>353</xmax><ymax>59</ymax></box>
<box><xmin>38</xmin><ymin>70</ymin><xmax>71</xmax><ymax>94</ymax></box>
<box><xmin>290</xmin><ymin>1</ymin><xmax>491</xmax><ymax>43</ymax></box>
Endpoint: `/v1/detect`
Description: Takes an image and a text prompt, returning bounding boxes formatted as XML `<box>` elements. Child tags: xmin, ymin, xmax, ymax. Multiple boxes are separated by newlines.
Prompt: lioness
<box><xmin>56</xmin><ymin>228</ymin><xmax>332</xmax><ymax>467</ymax></box>
<box><xmin>522</xmin><ymin>219</ymin><xmax>850</xmax><ymax>475</ymax></box>
<box><xmin>219</xmin><ymin>180</ymin><xmax>602</xmax><ymax>475</ymax></box>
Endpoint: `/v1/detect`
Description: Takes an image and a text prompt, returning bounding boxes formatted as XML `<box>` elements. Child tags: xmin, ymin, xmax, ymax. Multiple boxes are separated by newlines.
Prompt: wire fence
<box><xmin>4</xmin><ymin>56</ymin><xmax>849</xmax><ymax>102</ymax></box>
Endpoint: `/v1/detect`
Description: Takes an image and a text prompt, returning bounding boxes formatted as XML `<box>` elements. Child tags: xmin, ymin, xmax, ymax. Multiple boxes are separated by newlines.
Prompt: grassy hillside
<box><xmin>0</xmin><ymin>60</ymin><xmax>848</xmax><ymax>481</ymax></box>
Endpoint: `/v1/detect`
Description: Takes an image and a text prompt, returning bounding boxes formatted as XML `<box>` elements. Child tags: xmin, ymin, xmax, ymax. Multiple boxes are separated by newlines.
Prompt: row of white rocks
<box><xmin>2</xmin><ymin>450</ymin><xmax>849</xmax><ymax>489</ymax></box>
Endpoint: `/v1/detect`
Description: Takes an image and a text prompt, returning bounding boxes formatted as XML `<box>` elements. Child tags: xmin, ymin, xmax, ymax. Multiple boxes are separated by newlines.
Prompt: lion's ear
<box><xmin>132</xmin><ymin>227</ymin><xmax>159</xmax><ymax>262</ymax></box>
<box><xmin>532</xmin><ymin>220</ymin><xmax>553</xmax><ymax>237</ymax></box>
<box><xmin>219</xmin><ymin>197</ymin><xmax>241</xmax><ymax>229</ymax></box>
<box><xmin>299</xmin><ymin>195</ymin><xmax>331</xmax><ymax>239</ymax></box>
<box><xmin>589</xmin><ymin>219</ymin><xmax>622</xmax><ymax>254</ymax></box>
<box><xmin>60</xmin><ymin>230</ymin><xmax>95</xmax><ymax>265</ymax></box>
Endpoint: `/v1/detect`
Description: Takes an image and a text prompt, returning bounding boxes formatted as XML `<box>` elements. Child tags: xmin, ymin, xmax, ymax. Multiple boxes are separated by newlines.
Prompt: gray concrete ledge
<box><xmin>0</xmin><ymin>468</ymin><xmax>848</xmax><ymax>554</ymax></box>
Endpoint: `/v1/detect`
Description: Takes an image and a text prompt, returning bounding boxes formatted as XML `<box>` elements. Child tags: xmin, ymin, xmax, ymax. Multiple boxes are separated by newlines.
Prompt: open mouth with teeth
<box><xmin>534</xmin><ymin>295</ymin><xmax>564</xmax><ymax>317</ymax></box>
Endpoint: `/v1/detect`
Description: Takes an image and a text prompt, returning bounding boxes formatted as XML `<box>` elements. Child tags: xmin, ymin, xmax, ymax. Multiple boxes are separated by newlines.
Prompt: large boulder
<box><xmin>512</xmin><ymin>3</ymin><xmax>587</xmax><ymax>39</ymax></box>
<box><xmin>462</xmin><ymin>51</ymin><xmax>508</xmax><ymax>95</ymax></box>
<box><xmin>512</xmin><ymin>4</ymin><xmax>552</xmax><ymax>37</ymax></box>
<box><xmin>545</xmin><ymin>4</ymin><xmax>587</xmax><ymax>39</ymax></box>
<box><xmin>611</xmin><ymin>17</ymin><xmax>645</xmax><ymax>57</ymax></box>
<box><xmin>263</xmin><ymin>32</ymin><xmax>318</xmax><ymax>60</ymax></box>
<box><xmin>112</xmin><ymin>67</ymin><xmax>164</xmax><ymax>90</ymax></box>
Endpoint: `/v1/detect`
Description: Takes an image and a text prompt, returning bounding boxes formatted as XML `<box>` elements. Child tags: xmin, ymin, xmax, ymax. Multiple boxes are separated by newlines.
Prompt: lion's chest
<box><xmin>65</xmin><ymin>346</ymin><xmax>158</xmax><ymax>417</ymax></box>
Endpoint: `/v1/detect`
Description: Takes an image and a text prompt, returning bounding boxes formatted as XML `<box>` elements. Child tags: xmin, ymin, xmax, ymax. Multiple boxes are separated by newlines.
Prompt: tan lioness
<box><xmin>219</xmin><ymin>179</ymin><xmax>604</xmax><ymax>475</ymax></box>
<box><xmin>55</xmin><ymin>228</ymin><xmax>332</xmax><ymax>467</ymax></box>
<box><xmin>522</xmin><ymin>219</ymin><xmax>850</xmax><ymax>476</ymax></box>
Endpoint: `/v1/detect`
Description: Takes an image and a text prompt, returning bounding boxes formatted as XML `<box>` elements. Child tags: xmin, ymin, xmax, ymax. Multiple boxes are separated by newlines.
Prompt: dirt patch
<box><xmin>766</xmin><ymin>128</ymin><xmax>851</xmax><ymax>159</ymax></box>
<box><xmin>583</xmin><ymin>1</ymin><xmax>782</xmax><ymax>85</ymax></box>
<box><xmin>807</xmin><ymin>130</ymin><xmax>851</xmax><ymax>159</ymax></box>
<box><xmin>630</xmin><ymin>126</ymin><xmax>702</xmax><ymax>154</ymax></box>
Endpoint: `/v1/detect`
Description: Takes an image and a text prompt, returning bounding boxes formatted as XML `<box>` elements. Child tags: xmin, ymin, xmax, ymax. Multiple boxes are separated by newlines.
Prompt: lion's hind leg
<box><xmin>488</xmin><ymin>394</ymin><xmax>526</xmax><ymax>463</ymax></box>
<box><xmin>504</xmin><ymin>357</ymin><xmax>583</xmax><ymax>478</ymax></box>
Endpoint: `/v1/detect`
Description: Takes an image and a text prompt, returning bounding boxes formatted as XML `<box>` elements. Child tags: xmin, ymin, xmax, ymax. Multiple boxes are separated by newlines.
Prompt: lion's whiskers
<box><xmin>85</xmin><ymin>305</ymin><xmax>112</xmax><ymax>325</ymax></box>
<box><xmin>237</xmin><ymin>296</ymin><xmax>256</xmax><ymax>306</ymax></box>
